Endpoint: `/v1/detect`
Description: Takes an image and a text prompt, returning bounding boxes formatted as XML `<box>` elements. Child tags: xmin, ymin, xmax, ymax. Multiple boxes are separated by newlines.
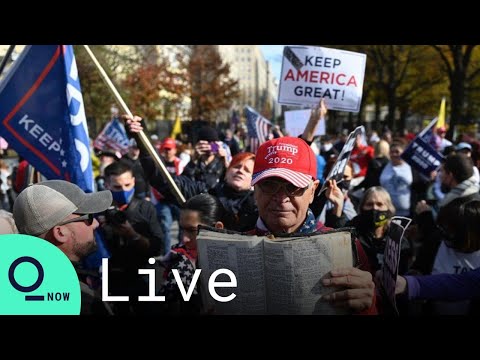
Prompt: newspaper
<box><xmin>197</xmin><ymin>228</ymin><xmax>354</xmax><ymax>315</ymax></box>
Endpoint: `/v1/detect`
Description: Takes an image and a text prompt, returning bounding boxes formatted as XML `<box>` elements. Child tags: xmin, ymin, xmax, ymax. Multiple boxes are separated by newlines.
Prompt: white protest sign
<box><xmin>278</xmin><ymin>45</ymin><xmax>366</xmax><ymax>112</ymax></box>
<box><xmin>284</xmin><ymin>109</ymin><xmax>325</xmax><ymax>137</ymax></box>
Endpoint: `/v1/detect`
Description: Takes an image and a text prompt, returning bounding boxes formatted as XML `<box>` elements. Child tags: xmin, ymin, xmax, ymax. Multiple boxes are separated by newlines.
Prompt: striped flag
<box><xmin>93</xmin><ymin>117</ymin><xmax>130</xmax><ymax>155</ymax></box>
<box><xmin>245</xmin><ymin>106</ymin><xmax>272</xmax><ymax>154</ymax></box>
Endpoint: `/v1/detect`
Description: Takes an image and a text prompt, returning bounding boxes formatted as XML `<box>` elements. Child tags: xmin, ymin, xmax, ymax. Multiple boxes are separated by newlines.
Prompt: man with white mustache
<box><xmin>249</xmin><ymin>136</ymin><xmax>377</xmax><ymax>314</ymax></box>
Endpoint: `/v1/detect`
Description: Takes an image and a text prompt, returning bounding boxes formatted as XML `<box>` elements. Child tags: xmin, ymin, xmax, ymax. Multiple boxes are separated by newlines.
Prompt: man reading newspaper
<box><xmin>251</xmin><ymin>136</ymin><xmax>375</xmax><ymax>314</ymax></box>
<box><xmin>198</xmin><ymin>137</ymin><xmax>377</xmax><ymax>315</ymax></box>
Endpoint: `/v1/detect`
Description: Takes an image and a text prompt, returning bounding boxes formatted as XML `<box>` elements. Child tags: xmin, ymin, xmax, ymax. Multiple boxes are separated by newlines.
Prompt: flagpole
<box><xmin>82</xmin><ymin>45</ymin><xmax>186</xmax><ymax>204</ymax></box>
<box><xmin>0</xmin><ymin>45</ymin><xmax>16</xmax><ymax>78</ymax></box>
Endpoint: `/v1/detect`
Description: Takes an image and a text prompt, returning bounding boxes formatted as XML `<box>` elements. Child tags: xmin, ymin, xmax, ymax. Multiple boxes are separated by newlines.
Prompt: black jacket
<box><xmin>103</xmin><ymin>197</ymin><xmax>164</xmax><ymax>270</ymax></box>
<box><xmin>140</xmin><ymin>155</ymin><xmax>258</xmax><ymax>232</ymax></box>
<box><xmin>347</xmin><ymin>215</ymin><xmax>413</xmax><ymax>275</ymax></box>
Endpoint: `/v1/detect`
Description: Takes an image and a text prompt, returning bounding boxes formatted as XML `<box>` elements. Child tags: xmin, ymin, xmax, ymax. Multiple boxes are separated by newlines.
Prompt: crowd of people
<box><xmin>2</xmin><ymin>100</ymin><xmax>480</xmax><ymax>316</ymax></box>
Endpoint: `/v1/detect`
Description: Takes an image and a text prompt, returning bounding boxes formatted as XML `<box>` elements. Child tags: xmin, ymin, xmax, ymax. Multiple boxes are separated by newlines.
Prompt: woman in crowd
<box><xmin>136</xmin><ymin>138</ymin><xmax>257</xmax><ymax>232</ymax></box>
<box><xmin>159</xmin><ymin>193</ymin><xmax>224</xmax><ymax>314</ymax></box>
<box><xmin>347</xmin><ymin>186</ymin><xmax>413</xmax><ymax>276</ymax></box>
<box><xmin>380</xmin><ymin>141</ymin><xmax>413</xmax><ymax>217</ymax></box>
<box><xmin>125</xmin><ymin>115</ymin><xmax>256</xmax><ymax>231</ymax></box>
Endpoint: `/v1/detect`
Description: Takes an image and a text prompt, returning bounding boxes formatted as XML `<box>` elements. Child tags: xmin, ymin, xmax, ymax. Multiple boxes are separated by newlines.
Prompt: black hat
<box><xmin>96</xmin><ymin>150</ymin><xmax>119</xmax><ymax>160</ymax></box>
<box><xmin>197</xmin><ymin>126</ymin><xmax>219</xmax><ymax>142</ymax></box>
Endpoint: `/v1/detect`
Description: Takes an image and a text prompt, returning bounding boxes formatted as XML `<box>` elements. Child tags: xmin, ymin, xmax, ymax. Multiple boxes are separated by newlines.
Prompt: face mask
<box><xmin>111</xmin><ymin>187</ymin><xmax>135</xmax><ymax>205</ymax></box>
<box><xmin>338</xmin><ymin>180</ymin><xmax>351</xmax><ymax>192</ymax></box>
<box><xmin>360</xmin><ymin>210</ymin><xmax>391</xmax><ymax>229</ymax></box>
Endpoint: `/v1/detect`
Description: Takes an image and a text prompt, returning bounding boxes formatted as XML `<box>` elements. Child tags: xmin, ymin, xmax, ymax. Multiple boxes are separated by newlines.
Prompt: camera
<box><xmin>104</xmin><ymin>206</ymin><xmax>128</xmax><ymax>226</ymax></box>
<box><xmin>210</xmin><ymin>142</ymin><xmax>219</xmax><ymax>153</ymax></box>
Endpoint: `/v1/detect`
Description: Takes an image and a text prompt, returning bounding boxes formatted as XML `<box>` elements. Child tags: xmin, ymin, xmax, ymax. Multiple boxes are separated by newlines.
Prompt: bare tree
<box><xmin>432</xmin><ymin>45</ymin><xmax>480</xmax><ymax>138</ymax></box>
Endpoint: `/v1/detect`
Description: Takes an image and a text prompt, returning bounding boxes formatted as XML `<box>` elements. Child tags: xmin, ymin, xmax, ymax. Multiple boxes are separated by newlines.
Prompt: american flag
<box><xmin>93</xmin><ymin>117</ymin><xmax>130</xmax><ymax>155</ymax></box>
<box><xmin>245</xmin><ymin>106</ymin><xmax>272</xmax><ymax>154</ymax></box>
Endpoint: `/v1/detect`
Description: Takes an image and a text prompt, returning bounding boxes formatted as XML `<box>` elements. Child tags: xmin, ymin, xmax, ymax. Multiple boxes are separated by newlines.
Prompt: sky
<box><xmin>259</xmin><ymin>45</ymin><xmax>285</xmax><ymax>83</ymax></box>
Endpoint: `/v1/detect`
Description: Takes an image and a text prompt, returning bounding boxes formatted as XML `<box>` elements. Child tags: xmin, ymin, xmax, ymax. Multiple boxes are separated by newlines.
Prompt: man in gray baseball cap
<box><xmin>13</xmin><ymin>180</ymin><xmax>114</xmax><ymax>315</ymax></box>
<box><xmin>13</xmin><ymin>180</ymin><xmax>112</xmax><ymax>261</ymax></box>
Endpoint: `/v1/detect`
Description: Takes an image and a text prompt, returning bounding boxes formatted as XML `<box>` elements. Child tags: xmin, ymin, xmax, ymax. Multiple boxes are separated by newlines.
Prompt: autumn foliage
<box><xmin>187</xmin><ymin>45</ymin><xmax>239</xmax><ymax>122</ymax></box>
<box><xmin>122</xmin><ymin>58</ymin><xmax>189</xmax><ymax>121</ymax></box>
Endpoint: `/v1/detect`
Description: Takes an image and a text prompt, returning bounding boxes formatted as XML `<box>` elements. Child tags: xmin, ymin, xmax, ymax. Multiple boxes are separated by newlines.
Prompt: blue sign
<box><xmin>401</xmin><ymin>136</ymin><xmax>444</xmax><ymax>177</ymax></box>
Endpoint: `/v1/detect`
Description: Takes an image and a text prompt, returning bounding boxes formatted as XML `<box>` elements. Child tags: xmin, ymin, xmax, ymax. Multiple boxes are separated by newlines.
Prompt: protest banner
<box><xmin>279</xmin><ymin>45</ymin><xmax>366</xmax><ymax>112</ymax></box>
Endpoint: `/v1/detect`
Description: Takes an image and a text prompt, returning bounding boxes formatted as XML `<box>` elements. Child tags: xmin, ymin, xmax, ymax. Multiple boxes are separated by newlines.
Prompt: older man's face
<box><xmin>254</xmin><ymin>177</ymin><xmax>319</xmax><ymax>234</ymax></box>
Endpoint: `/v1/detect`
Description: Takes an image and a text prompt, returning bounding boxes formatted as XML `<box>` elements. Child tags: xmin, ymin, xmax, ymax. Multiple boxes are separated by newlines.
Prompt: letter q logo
<box><xmin>0</xmin><ymin>235</ymin><xmax>81</xmax><ymax>315</ymax></box>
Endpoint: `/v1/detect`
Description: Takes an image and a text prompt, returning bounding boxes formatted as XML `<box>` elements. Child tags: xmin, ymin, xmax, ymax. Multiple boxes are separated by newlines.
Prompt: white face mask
<box><xmin>111</xmin><ymin>106</ymin><xmax>119</xmax><ymax>116</ymax></box>
<box><xmin>322</xmin><ymin>143</ymin><xmax>333</xmax><ymax>152</ymax></box>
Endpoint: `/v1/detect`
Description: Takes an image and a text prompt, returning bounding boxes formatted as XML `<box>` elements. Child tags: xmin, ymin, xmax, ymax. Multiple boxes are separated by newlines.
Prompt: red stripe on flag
<box><xmin>2</xmin><ymin>46</ymin><xmax>62</xmax><ymax>175</ymax></box>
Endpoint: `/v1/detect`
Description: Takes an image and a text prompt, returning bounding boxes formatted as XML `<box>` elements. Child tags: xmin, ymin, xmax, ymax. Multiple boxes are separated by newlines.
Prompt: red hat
<box><xmin>252</xmin><ymin>137</ymin><xmax>317</xmax><ymax>188</ymax></box>
<box><xmin>160</xmin><ymin>137</ymin><xmax>176</xmax><ymax>150</ymax></box>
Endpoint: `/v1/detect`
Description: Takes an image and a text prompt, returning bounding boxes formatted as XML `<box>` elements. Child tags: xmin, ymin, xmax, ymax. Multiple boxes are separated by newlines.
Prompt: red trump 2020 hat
<box><xmin>251</xmin><ymin>136</ymin><xmax>317</xmax><ymax>188</ymax></box>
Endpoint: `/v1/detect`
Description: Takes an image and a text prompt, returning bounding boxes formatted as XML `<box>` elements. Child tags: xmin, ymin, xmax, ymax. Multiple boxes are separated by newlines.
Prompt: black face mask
<box><xmin>338</xmin><ymin>180</ymin><xmax>351</xmax><ymax>192</ymax></box>
<box><xmin>359</xmin><ymin>210</ymin><xmax>391</xmax><ymax>230</ymax></box>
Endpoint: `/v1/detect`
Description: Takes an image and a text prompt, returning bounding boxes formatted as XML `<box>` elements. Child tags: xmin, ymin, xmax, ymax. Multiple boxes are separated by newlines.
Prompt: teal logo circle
<box><xmin>0</xmin><ymin>234</ymin><xmax>81</xmax><ymax>315</ymax></box>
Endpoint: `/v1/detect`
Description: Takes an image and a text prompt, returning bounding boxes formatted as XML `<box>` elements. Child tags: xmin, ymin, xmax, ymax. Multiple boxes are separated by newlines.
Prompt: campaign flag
<box><xmin>82</xmin><ymin>230</ymin><xmax>111</xmax><ymax>270</ymax></box>
<box><xmin>245</xmin><ymin>106</ymin><xmax>272</xmax><ymax>153</ymax></box>
<box><xmin>418</xmin><ymin>116</ymin><xmax>439</xmax><ymax>148</ymax></box>
<box><xmin>0</xmin><ymin>136</ymin><xmax>8</xmax><ymax>150</ymax></box>
<box><xmin>93</xmin><ymin>117</ymin><xmax>130</xmax><ymax>155</ymax></box>
<box><xmin>401</xmin><ymin>136</ymin><xmax>443</xmax><ymax>177</ymax></box>
<box><xmin>0</xmin><ymin>45</ymin><xmax>94</xmax><ymax>192</ymax></box>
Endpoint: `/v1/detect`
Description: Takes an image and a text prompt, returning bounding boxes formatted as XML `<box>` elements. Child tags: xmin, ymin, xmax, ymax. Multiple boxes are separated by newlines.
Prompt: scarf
<box><xmin>439</xmin><ymin>175</ymin><xmax>479</xmax><ymax>208</ymax></box>
<box><xmin>160</xmin><ymin>244</ymin><xmax>198</xmax><ymax>300</ymax></box>
<box><xmin>255</xmin><ymin>208</ymin><xmax>318</xmax><ymax>236</ymax></box>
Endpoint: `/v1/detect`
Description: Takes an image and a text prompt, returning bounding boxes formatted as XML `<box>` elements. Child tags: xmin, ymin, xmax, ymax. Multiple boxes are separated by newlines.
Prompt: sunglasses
<box><xmin>257</xmin><ymin>179</ymin><xmax>311</xmax><ymax>197</ymax></box>
<box><xmin>57</xmin><ymin>213</ymin><xmax>95</xmax><ymax>227</ymax></box>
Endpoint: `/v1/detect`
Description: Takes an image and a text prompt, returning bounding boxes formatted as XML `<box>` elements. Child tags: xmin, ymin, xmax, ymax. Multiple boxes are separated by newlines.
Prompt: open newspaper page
<box><xmin>197</xmin><ymin>229</ymin><xmax>266</xmax><ymax>314</ymax></box>
<box><xmin>197</xmin><ymin>228</ymin><xmax>354</xmax><ymax>315</ymax></box>
<box><xmin>264</xmin><ymin>231</ymin><xmax>353</xmax><ymax>315</ymax></box>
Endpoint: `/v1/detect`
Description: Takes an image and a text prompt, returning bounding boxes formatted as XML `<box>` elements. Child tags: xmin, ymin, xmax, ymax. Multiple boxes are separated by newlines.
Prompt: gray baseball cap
<box><xmin>13</xmin><ymin>180</ymin><xmax>112</xmax><ymax>236</ymax></box>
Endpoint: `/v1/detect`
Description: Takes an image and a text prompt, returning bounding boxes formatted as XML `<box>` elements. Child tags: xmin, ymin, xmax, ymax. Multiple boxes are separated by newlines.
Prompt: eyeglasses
<box><xmin>257</xmin><ymin>179</ymin><xmax>311</xmax><ymax>197</ymax></box>
<box><xmin>57</xmin><ymin>214</ymin><xmax>95</xmax><ymax>227</ymax></box>
<box><xmin>179</xmin><ymin>226</ymin><xmax>199</xmax><ymax>237</ymax></box>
